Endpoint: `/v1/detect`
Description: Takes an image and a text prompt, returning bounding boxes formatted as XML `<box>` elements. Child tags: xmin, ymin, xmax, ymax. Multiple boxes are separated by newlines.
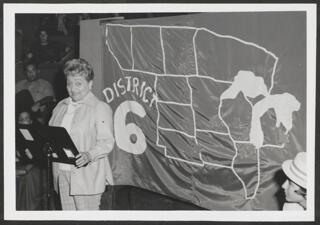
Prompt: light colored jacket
<box><xmin>49</xmin><ymin>92</ymin><xmax>114</xmax><ymax>195</ymax></box>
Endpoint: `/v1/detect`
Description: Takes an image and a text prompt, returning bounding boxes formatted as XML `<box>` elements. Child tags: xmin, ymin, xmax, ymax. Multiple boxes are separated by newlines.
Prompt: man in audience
<box><xmin>16</xmin><ymin>62</ymin><xmax>56</xmax><ymax>124</ymax></box>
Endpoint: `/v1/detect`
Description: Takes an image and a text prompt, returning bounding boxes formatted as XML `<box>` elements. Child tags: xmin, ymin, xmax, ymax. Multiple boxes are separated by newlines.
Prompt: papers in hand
<box><xmin>63</xmin><ymin>148</ymin><xmax>75</xmax><ymax>158</ymax></box>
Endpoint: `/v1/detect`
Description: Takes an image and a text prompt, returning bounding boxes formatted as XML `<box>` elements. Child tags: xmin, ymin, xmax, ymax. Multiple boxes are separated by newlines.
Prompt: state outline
<box><xmin>104</xmin><ymin>23</ymin><xmax>291</xmax><ymax>200</ymax></box>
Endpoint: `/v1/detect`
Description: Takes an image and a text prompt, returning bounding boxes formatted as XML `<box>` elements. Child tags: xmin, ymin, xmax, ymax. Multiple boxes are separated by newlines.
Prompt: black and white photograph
<box><xmin>3</xmin><ymin>3</ymin><xmax>317</xmax><ymax>222</ymax></box>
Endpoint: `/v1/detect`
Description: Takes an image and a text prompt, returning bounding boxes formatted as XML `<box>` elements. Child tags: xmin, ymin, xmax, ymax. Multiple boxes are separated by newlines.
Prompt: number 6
<box><xmin>114</xmin><ymin>100</ymin><xmax>147</xmax><ymax>154</ymax></box>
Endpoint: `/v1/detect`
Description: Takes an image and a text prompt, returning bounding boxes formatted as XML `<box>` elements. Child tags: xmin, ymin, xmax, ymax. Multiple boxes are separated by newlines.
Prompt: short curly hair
<box><xmin>63</xmin><ymin>58</ymin><xmax>94</xmax><ymax>81</ymax></box>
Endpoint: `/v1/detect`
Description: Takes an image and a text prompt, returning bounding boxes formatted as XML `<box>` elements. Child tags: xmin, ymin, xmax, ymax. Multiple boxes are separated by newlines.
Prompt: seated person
<box><xmin>23</xmin><ymin>50</ymin><xmax>36</xmax><ymax>65</ymax></box>
<box><xmin>281</xmin><ymin>152</ymin><xmax>306</xmax><ymax>210</ymax></box>
<box><xmin>16</xmin><ymin>110</ymin><xmax>34</xmax><ymax>164</ymax></box>
<box><xmin>16</xmin><ymin>62</ymin><xmax>56</xmax><ymax>124</ymax></box>
<box><xmin>31</xmin><ymin>29</ymin><xmax>64</xmax><ymax>64</ymax></box>
<box><xmin>16</xmin><ymin>109</ymin><xmax>46</xmax><ymax>168</ymax></box>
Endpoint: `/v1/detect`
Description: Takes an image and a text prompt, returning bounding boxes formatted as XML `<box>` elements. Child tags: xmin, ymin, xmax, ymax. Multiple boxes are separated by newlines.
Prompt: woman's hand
<box><xmin>75</xmin><ymin>152</ymin><xmax>92</xmax><ymax>168</ymax></box>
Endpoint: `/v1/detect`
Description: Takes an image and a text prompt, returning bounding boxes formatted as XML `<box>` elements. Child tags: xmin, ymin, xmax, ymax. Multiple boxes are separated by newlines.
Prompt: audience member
<box><xmin>23</xmin><ymin>50</ymin><xmax>36</xmax><ymax>65</ymax></box>
<box><xmin>281</xmin><ymin>152</ymin><xmax>307</xmax><ymax>210</ymax></box>
<box><xmin>49</xmin><ymin>58</ymin><xmax>114</xmax><ymax>210</ymax></box>
<box><xmin>18</xmin><ymin>110</ymin><xmax>33</xmax><ymax>125</ymax></box>
<box><xmin>31</xmin><ymin>29</ymin><xmax>64</xmax><ymax>64</ymax></box>
<box><xmin>16</xmin><ymin>62</ymin><xmax>56</xmax><ymax>124</ymax></box>
<box><xmin>16</xmin><ymin>108</ymin><xmax>46</xmax><ymax>165</ymax></box>
<box><xmin>16</xmin><ymin>110</ymin><xmax>34</xmax><ymax>164</ymax></box>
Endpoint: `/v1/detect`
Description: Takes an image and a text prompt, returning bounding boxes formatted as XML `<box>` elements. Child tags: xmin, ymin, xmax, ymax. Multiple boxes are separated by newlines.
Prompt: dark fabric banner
<box><xmin>100</xmin><ymin>12</ymin><xmax>306</xmax><ymax>210</ymax></box>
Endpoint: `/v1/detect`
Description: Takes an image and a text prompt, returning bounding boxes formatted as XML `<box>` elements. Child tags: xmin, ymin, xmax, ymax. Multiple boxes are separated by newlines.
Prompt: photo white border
<box><xmin>4</xmin><ymin>3</ymin><xmax>316</xmax><ymax>221</ymax></box>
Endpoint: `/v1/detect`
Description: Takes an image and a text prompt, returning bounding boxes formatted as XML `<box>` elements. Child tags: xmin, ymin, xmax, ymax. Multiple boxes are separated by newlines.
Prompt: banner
<box><xmin>101</xmin><ymin>12</ymin><xmax>306</xmax><ymax>210</ymax></box>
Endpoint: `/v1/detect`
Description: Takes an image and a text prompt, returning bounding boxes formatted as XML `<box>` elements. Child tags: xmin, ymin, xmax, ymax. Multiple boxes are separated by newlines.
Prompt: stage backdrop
<box><xmin>80</xmin><ymin>12</ymin><xmax>306</xmax><ymax>210</ymax></box>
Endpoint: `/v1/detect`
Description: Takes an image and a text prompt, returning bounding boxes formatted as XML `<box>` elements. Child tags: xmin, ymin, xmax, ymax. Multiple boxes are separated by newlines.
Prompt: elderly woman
<box><xmin>49</xmin><ymin>58</ymin><xmax>114</xmax><ymax>210</ymax></box>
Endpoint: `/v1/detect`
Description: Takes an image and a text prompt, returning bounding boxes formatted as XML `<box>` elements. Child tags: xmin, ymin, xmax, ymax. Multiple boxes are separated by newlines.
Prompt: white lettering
<box><xmin>142</xmin><ymin>87</ymin><xmax>152</xmax><ymax>103</ymax></box>
<box><xmin>103</xmin><ymin>76</ymin><xmax>156</xmax><ymax>107</ymax></box>
<box><xmin>125</xmin><ymin>76</ymin><xmax>131</xmax><ymax>91</ymax></box>
<box><xmin>103</xmin><ymin>87</ymin><xmax>114</xmax><ymax>103</ymax></box>
<box><xmin>117</xmin><ymin>78</ymin><xmax>126</xmax><ymax>95</ymax></box>
<box><xmin>132</xmin><ymin>77</ymin><xmax>139</xmax><ymax>95</ymax></box>
<box><xmin>149</xmin><ymin>94</ymin><xmax>158</xmax><ymax>107</ymax></box>
<box><xmin>113</xmin><ymin>82</ymin><xmax>120</xmax><ymax>98</ymax></box>
<box><xmin>140</xmin><ymin>81</ymin><xmax>146</xmax><ymax>98</ymax></box>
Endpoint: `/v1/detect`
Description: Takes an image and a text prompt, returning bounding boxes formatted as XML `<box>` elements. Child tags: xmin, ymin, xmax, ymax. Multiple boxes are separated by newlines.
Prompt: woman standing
<box><xmin>49</xmin><ymin>58</ymin><xmax>114</xmax><ymax>210</ymax></box>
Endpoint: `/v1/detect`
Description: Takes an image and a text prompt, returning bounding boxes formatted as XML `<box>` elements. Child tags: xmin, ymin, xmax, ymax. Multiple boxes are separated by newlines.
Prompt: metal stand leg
<box><xmin>43</xmin><ymin>142</ymin><xmax>53</xmax><ymax>210</ymax></box>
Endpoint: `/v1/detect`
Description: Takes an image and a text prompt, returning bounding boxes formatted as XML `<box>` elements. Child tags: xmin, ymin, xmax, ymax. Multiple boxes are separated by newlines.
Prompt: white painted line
<box><xmin>200</xmin><ymin>153</ymin><xmax>232</xmax><ymax>169</ymax></box>
<box><xmin>157</xmin><ymin>100</ymin><xmax>191</xmax><ymax>106</ymax></box>
<box><xmin>158</xmin><ymin>126</ymin><xmax>196</xmax><ymax>140</ymax></box>
<box><xmin>261</xmin><ymin>143</ymin><xmax>285</xmax><ymax>149</ymax></box>
<box><xmin>194</xmin><ymin>74</ymin><xmax>233</xmax><ymax>84</ymax></box>
<box><xmin>196</xmin><ymin>129</ymin><xmax>229</xmax><ymax>136</ymax></box>
<box><xmin>234</xmin><ymin>140</ymin><xmax>251</xmax><ymax>144</ymax></box>
<box><xmin>193</xmin><ymin>29</ymin><xmax>199</xmax><ymax>75</ymax></box>
<box><xmin>130</xmin><ymin>26</ymin><xmax>134</xmax><ymax>70</ymax></box>
<box><xmin>269</xmin><ymin>57</ymin><xmax>279</xmax><ymax>94</ymax></box>
<box><xmin>187</xmin><ymin>77</ymin><xmax>198</xmax><ymax>144</ymax></box>
<box><xmin>160</xmin><ymin>27</ymin><xmax>166</xmax><ymax>74</ymax></box>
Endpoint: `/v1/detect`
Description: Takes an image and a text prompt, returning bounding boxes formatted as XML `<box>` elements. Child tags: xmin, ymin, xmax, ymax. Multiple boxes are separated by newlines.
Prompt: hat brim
<box><xmin>282</xmin><ymin>159</ymin><xmax>306</xmax><ymax>188</ymax></box>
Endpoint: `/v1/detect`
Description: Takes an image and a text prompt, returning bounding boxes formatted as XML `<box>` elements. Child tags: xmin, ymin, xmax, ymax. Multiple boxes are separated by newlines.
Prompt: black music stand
<box><xmin>16</xmin><ymin>124</ymin><xmax>46</xmax><ymax>164</ymax></box>
<box><xmin>16</xmin><ymin>125</ymin><xmax>79</xmax><ymax>209</ymax></box>
<box><xmin>43</xmin><ymin>126</ymin><xmax>79</xmax><ymax>165</ymax></box>
<box><xmin>43</xmin><ymin>126</ymin><xmax>80</xmax><ymax>210</ymax></box>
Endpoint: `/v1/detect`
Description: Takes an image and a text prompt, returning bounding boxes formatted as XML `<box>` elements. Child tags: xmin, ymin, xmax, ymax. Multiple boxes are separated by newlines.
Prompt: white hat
<box><xmin>282</xmin><ymin>152</ymin><xmax>307</xmax><ymax>188</ymax></box>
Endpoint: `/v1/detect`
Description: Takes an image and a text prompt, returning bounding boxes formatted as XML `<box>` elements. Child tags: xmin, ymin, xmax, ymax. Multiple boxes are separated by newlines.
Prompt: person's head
<box><xmin>63</xmin><ymin>58</ymin><xmax>94</xmax><ymax>102</ymax></box>
<box><xmin>281</xmin><ymin>152</ymin><xmax>307</xmax><ymax>208</ymax></box>
<box><xmin>39</xmin><ymin>29</ymin><xmax>49</xmax><ymax>45</ymax></box>
<box><xmin>24</xmin><ymin>51</ymin><xmax>34</xmax><ymax>61</ymax></box>
<box><xmin>18</xmin><ymin>111</ymin><xmax>33</xmax><ymax>125</ymax></box>
<box><xmin>24</xmin><ymin>62</ymin><xmax>39</xmax><ymax>82</ymax></box>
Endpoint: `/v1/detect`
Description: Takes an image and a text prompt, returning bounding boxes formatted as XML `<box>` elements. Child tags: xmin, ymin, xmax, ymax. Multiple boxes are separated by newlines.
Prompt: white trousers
<box><xmin>57</xmin><ymin>170</ymin><xmax>102</xmax><ymax>210</ymax></box>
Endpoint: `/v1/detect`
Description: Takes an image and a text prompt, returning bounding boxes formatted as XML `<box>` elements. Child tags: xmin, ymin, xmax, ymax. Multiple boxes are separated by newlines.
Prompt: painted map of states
<box><xmin>105</xmin><ymin>24</ymin><xmax>301</xmax><ymax>199</ymax></box>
